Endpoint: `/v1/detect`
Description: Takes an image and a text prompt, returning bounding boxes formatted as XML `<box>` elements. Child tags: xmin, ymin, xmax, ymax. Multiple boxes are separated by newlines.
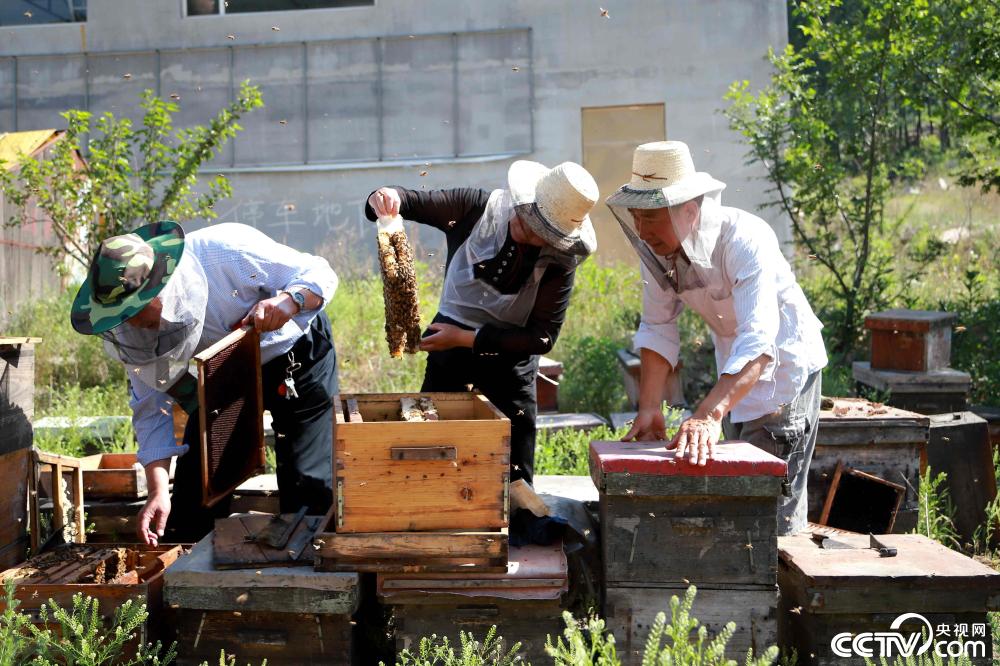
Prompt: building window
<box><xmin>1</xmin><ymin>0</ymin><xmax>86</xmax><ymax>26</ymax></box>
<box><xmin>187</xmin><ymin>0</ymin><xmax>372</xmax><ymax>16</ymax></box>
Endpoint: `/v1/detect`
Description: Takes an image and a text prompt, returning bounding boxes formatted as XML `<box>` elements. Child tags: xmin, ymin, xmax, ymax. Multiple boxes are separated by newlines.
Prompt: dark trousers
<box><xmin>421</xmin><ymin>316</ymin><xmax>538</xmax><ymax>485</ymax></box>
<box><xmin>166</xmin><ymin>312</ymin><xmax>338</xmax><ymax>543</ymax></box>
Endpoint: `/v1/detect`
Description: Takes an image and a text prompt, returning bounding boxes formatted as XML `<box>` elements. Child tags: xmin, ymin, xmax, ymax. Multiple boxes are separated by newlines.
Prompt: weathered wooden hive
<box><xmin>379</xmin><ymin>543</ymin><xmax>568</xmax><ymax>664</ymax></box>
<box><xmin>0</xmin><ymin>543</ymin><xmax>186</xmax><ymax>653</ymax></box>
<box><xmin>165</xmin><ymin>532</ymin><xmax>359</xmax><ymax>666</ymax></box>
<box><xmin>0</xmin><ymin>337</ymin><xmax>39</xmax><ymax>570</ymax></box>
<box><xmin>810</xmin><ymin>398</ymin><xmax>928</xmax><ymax>532</ymax></box>
<box><xmin>314</xmin><ymin>392</ymin><xmax>511</xmax><ymax>573</ymax></box>
<box><xmin>590</xmin><ymin>440</ymin><xmax>787</xmax><ymax>664</ymax></box>
<box><xmin>778</xmin><ymin>532</ymin><xmax>1000</xmax><ymax>665</ymax></box>
<box><xmin>865</xmin><ymin>309</ymin><xmax>956</xmax><ymax>373</ymax></box>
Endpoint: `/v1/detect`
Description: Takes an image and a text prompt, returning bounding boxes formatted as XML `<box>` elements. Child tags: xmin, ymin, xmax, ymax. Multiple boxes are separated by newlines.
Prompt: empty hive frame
<box><xmin>376</xmin><ymin>216</ymin><xmax>422</xmax><ymax>357</ymax></box>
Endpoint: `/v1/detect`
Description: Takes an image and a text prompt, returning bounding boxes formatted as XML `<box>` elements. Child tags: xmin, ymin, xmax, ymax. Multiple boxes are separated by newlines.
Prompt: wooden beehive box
<box><xmin>810</xmin><ymin>398</ymin><xmax>928</xmax><ymax>532</ymax></box>
<box><xmin>0</xmin><ymin>337</ymin><xmax>39</xmax><ymax>570</ymax></box>
<box><xmin>536</xmin><ymin>356</ymin><xmax>562</xmax><ymax>413</ymax></box>
<box><xmin>329</xmin><ymin>392</ymin><xmax>510</xmax><ymax>533</ymax></box>
<box><xmin>0</xmin><ymin>543</ymin><xmax>185</xmax><ymax>650</ymax></box>
<box><xmin>778</xmin><ymin>533</ymin><xmax>1000</xmax><ymax>665</ymax></box>
<box><xmin>927</xmin><ymin>411</ymin><xmax>996</xmax><ymax>544</ymax></box>
<box><xmin>379</xmin><ymin>543</ymin><xmax>567</xmax><ymax>664</ymax></box>
<box><xmin>80</xmin><ymin>453</ymin><xmax>147</xmax><ymax>499</ymax></box>
<box><xmin>165</xmin><ymin>533</ymin><xmax>359</xmax><ymax>666</ymax></box>
<box><xmin>865</xmin><ymin>309</ymin><xmax>956</xmax><ymax>373</ymax></box>
<box><xmin>590</xmin><ymin>440</ymin><xmax>787</xmax><ymax>588</ymax></box>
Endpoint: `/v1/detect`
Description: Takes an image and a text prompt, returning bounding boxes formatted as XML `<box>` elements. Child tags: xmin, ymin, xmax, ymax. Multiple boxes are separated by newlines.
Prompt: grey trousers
<box><xmin>723</xmin><ymin>371</ymin><xmax>822</xmax><ymax>536</ymax></box>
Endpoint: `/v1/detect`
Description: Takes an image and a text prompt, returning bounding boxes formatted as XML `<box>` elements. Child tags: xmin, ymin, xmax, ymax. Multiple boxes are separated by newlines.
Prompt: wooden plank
<box><xmin>604</xmin><ymin>585</ymin><xmax>779</xmax><ymax>665</ymax></box>
<box><xmin>316</xmin><ymin>530</ymin><xmax>507</xmax><ymax>560</ymax></box>
<box><xmin>212</xmin><ymin>515</ymin><xmax>319</xmax><ymax>569</ymax></box>
<box><xmin>601</xmin><ymin>495</ymin><xmax>778</xmax><ymax>587</ymax></box>
<box><xmin>315</xmin><ymin>557</ymin><xmax>509</xmax><ymax>574</ymax></box>
<box><xmin>166</xmin><ymin>534</ymin><xmax>358</xmax><ymax>614</ymax></box>
<box><xmin>0</xmin><ymin>449</ymin><xmax>31</xmax><ymax>570</ymax></box>
<box><xmin>379</xmin><ymin>543</ymin><xmax>567</xmax><ymax>593</ymax></box>
<box><xmin>72</xmin><ymin>466</ymin><xmax>85</xmax><ymax>544</ymax></box>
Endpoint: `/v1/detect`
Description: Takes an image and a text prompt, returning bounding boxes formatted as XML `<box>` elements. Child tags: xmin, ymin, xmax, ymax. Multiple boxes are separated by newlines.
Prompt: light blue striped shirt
<box><xmin>129</xmin><ymin>223</ymin><xmax>338</xmax><ymax>465</ymax></box>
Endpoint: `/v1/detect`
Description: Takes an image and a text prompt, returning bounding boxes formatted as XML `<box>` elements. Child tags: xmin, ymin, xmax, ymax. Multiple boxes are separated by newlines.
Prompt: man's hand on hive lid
<box><xmin>240</xmin><ymin>294</ymin><xmax>298</xmax><ymax>332</ymax></box>
<box><xmin>670</xmin><ymin>416</ymin><xmax>722</xmax><ymax>467</ymax></box>
<box><xmin>621</xmin><ymin>408</ymin><xmax>666</xmax><ymax>442</ymax></box>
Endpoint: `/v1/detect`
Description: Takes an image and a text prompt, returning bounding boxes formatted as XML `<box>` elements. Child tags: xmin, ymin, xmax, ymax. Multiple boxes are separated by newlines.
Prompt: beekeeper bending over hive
<box><xmin>70</xmin><ymin>221</ymin><xmax>339</xmax><ymax>544</ymax></box>
<box><xmin>607</xmin><ymin>141</ymin><xmax>828</xmax><ymax>535</ymax></box>
<box><xmin>365</xmin><ymin>161</ymin><xmax>599</xmax><ymax>488</ymax></box>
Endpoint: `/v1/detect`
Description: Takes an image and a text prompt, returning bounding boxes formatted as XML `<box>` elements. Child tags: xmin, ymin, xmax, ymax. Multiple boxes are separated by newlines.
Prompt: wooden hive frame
<box><xmin>194</xmin><ymin>327</ymin><xmax>265</xmax><ymax>508</ymax></box>
<box><xmin>29</xmin><ymin>449</ymin><xmax>86</xmax><ymax>552</ymax></box>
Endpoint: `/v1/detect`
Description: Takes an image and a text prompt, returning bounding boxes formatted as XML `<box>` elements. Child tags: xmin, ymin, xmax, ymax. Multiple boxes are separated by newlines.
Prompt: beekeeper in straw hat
<box><xmin>606</xmin><ymin>141</ymin><xmax>827</xmax><ymax>534</ymax></box>
<box><xmin>70</xmin><ymin>221</ymin><xmax>339</xmax><ymax>545</ymax></box>
<box><xmin>366</xmin><ymin>160</ymin><xmax>599</xmax><ymax>491</ymax></box>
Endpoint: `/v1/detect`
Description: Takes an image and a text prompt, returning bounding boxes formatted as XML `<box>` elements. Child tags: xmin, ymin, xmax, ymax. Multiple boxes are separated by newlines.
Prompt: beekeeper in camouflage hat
<box><xmin>71</xmin><ymin>220</ymin><xmax>208</xmax><ymax>392</ymax></box>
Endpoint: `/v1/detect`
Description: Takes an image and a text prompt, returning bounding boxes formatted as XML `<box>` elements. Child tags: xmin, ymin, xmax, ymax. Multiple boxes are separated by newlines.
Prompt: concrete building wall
<box><xmin>0</xmin><ymin>0</ymin><xmax>788</xmax><ymax>270</ymax></box>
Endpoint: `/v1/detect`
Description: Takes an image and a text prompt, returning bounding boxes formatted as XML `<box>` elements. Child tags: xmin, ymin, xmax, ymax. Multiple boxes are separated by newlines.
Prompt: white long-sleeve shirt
<box><xmin>634</xmin><ymin>202</ymin><xmax>827</xmax><ymax>423</ymax></box>
<box><xmin>130</xmin><ymin>223</ymin><xmax>338</xmax><ymax>465</ymax></box>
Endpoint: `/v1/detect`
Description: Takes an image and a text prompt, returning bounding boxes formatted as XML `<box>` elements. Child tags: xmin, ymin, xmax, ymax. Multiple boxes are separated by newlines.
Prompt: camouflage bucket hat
<box><xmin>70</xmin><ymin>221</ymin><xmax>185</xmax><ymax>335</ymax></box>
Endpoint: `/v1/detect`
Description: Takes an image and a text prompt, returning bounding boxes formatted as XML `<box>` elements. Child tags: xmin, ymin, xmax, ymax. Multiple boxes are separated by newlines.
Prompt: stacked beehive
<box><xmin>779</xmin><ymin>532</ymin><xmax>1000</xmax><ymax>665</ymax></box>
<box><xmin>314</xmin><ymin>392</ymin><xmax>512</xmax><ymax>573</ymax></box>
<box><xmin>854</xmin><ymin>309</ymin><xmax>971</xmax><ymax>414</ymax></box>
<box><xmin>590</xmin><ymin>440</ymin><xmax>788</xmax><ymax>664</ymax></box>
<box><xmin>165</xmin><ymin>533</ymin><xmax>359</xmax><ymax>665</ymax></box>
<box><xmin>379</xmin><ymin>543</ymin><xmax>568</xmax><ymax>663</ymax></box>
<box><xmin>810</xmin><ymin>398</ymin><xmax>929</xmax><ymax>532</ymax></box>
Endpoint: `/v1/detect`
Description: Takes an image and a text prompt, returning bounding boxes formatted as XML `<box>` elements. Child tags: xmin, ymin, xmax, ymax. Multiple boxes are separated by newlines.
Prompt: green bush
<box><xmin>0</xmin><ymin>581</ymin><xmax>176</xmax><ymax>666</ymax></box>
<box><xmin>558</xmin><ymin>336</ymin><xmax>630</xmax><ymax>420</ymax></box>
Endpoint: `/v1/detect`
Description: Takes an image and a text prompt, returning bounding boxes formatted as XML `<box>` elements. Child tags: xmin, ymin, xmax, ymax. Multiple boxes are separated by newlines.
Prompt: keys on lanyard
<box><xmin>282</xmin><ymin>350</ymin><xmax>302</xmax><ymax>400</ymax></box>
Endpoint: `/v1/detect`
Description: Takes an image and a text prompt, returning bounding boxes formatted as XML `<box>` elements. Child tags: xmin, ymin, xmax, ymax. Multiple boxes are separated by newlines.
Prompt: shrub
<box><xmin>386</xmin><ymin>626</ymin><xmax>524</xmax><ymax>666</ymax></box>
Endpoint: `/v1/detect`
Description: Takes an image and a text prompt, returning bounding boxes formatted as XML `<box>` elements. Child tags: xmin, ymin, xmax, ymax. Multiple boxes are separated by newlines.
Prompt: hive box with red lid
<box><xmin>590</xmin><ymin>440</ymin><xmax>787</xmax><ymax>588</ymax></box>
<box><xmin>591</xmin><ymin>440</ymin><xmax>788</xmax><ymax>663</ymax></box>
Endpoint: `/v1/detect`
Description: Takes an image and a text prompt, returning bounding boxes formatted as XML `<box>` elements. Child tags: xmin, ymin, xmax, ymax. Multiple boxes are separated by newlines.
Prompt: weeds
<box><xmin>546</xmin><ymin>586</ymin><xmax>778</xmax><ymax>666</ymax></box>
<box><xmin>915</xmin><ymin>467</ymin><xmax>961</xmax><ymax>551</ymax></box>
<box><xmin>387</xmin><ymin>626</ymin><xmax>525</xmax><ymax>666</ymax></box>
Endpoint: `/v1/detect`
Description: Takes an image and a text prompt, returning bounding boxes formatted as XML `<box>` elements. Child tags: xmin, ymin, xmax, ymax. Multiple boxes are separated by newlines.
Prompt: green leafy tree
<box><xmin>0</xmin><ymin>82</ymin><xmax>263</xmax><ymax>271</ymax></box>
<box><xmin>903</xmin><ymin>1</ymin><xmax>1000</xmax><ymax>193</ymax></box>
<box><xmin>726</xmin><ymin>0</ymin><xmax>933</xmax><ymax>354</ymax></box>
